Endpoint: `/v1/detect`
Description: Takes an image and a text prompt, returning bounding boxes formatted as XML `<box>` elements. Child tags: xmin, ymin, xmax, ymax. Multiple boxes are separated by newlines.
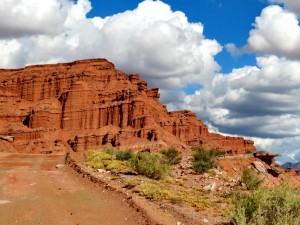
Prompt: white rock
<box><xmin>203</xmin><ymin>182</ymin><xmax>217</xmax><ymax>191</ymax></box>
<box><xmin>96</xmin><ymin>169</ymin><xmax>106</xmax><ymax>173</ymax></box>
<box><xmin>252</xmin><ymin>161</ymin><xmax>267</xmax><ymax>173</ymax></box>
<box><xmin>55</xmin><ymin>164</ymin><xmax>64</xmax><ymax>169</ymax></box>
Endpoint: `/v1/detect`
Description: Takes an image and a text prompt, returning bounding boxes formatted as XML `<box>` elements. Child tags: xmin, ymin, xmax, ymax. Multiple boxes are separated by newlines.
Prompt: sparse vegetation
<box><xmin>104</xmin><ymin>147</ymin><xmax>117</xmax><ymax>155</ymax></box>
<box><xmin>134</xmin><ymin>182</ymin><xmax>174</xmax><ymax>200</ymax></box>
<box><xmin>246</xmin><ymin>149</ymin><xmax>253</xmax><ymax>154</ymax></box>
<box><xmin>231</xmin><ymin>184</ymin><xmax>300</xmax><ymax>225</ymax></box>
<box><xmin>85</xmin><ymin>149</ymin><xmax>170</xmax><ymax>179</ymax></box>
<box><xmin>85</xmin><ymin>150</ymin><xmax>128</xmax><ymax>171</ymax></box>
<box><xmin>192</xmin><ymin>148</ymin><xmax>224</xmax><ymax>173</ymax></box>
<box><xmin>129</xmin><ymin>152</ymin><xmax>170</xmax><ymax>180</ymax></box>
<box><xmin>85</xmin><ymin>150</ymin><xmax>112</xmax><ymax>169</ymax></box>
<box><xmin>160</xmin><ymin>147</ymin><xmax>182</xmax><ymax>165</ymax></box>
<box><xmin>241</xmin><ymin>167</ymin><xmax>263</xmax><ymax>190</ymax></box>
<box><xmin>85</xmin><ymin>148</ymin><xmax>300</xmax><ymax>225</ymax></box>
<box><xmin>104</xmin><ymin>147</ymin><xmax>134</xmax><ymax>161</ymax></box>
<box><xmin>115</xmin><ymin>150</ymin><xmax>134</xmax><ymax>161</ymax></box>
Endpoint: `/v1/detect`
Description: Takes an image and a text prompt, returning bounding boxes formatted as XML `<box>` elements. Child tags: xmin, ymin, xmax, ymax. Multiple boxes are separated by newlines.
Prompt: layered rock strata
<box><xmin>0</xmin><ymin>59</ymin><xmax>256</xmax><ymax>154</ymax></box>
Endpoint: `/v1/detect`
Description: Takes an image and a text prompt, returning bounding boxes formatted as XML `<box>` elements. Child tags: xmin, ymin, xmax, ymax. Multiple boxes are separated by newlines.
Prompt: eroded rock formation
<box><xmin>0</xmin><ymin>59</ymin><xmax>256</xmax><ymax>154</ymax></box>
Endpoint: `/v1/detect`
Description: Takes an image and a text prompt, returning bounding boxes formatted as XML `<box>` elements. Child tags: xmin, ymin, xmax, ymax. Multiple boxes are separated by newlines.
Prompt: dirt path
<box><xmin>0</xmin><ymin>153</ymin><xmax>150</xmax><ymax>225</ymax></box>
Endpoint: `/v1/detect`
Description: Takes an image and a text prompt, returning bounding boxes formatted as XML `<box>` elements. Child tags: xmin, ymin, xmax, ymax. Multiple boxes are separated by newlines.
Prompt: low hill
<box><xmin>282</xmin><ymin>161</ymin><xmax>300</xmax><ymax>170</ymax></box>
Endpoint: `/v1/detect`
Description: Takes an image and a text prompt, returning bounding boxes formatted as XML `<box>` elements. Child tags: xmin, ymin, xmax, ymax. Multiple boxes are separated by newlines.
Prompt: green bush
<box><xmin>129</xmin><ymin>152</ymin><xmax>170</xmax><ymax>179</ymax></box>
<box><xmin>85</xmin><ymin>150</ymin><xmax>112</xmax><ymax>169</ymax></box>
<box><xmin>105</xmin><ymin>160</ymin><xmax>128</xmax><ymax>171</ymax></box>
<box><xmin>246</xmin><ymin>149</ymin><xmax>253</xmax><ymax>154</ymax></box>
<box><xmin>104</xmin><ymin>147</ymin><xmax>118</xmax><ymax>155</ymax></box>
<box><xmin>193</xmin><ymin>160</ymin><xmax>215</xmax><ymax>173</ymax></box>
<box><xmin>86</xmin><ymin>150</ymin><xmax>112</xmax><ymax>161</ymax></box>
<box><xmin>231</xmin><ymin>184</ymin><xmax>300</xmax><ymax>225</ymax></box>
<box><xmin>134</xmin><ymin>183</ymin><xmax>173</xmax><ymax>200</ymax></box>
<box><xmin>115</xmin><ymin>150</ymin><xmax>134</xmax><ymax>161</ymax></box>
<box><xmin>241</xmin><ymin>167</ymin><xmax>263</xmax><ymax>190</ymax></box>
<box><xmin>192</xmin><ymin>148</ymin><xmax>224</xmax><ymax>173</ymax></box>
<box><xmin>104</xmin><ymin>147</ymin><xmax>134</xmax><ymax>161</ymax></box>
<box><xmin>160</xmin><ymin>148</ymin><xmax>182</xmax><ymax>165</ymax></box>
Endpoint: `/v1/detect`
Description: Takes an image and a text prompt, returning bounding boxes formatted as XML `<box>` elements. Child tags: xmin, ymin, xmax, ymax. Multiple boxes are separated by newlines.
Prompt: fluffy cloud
<box><xmin>220</xmin><ymin>2</ymin><xmax>300</xmax><ymax>162</ymax></box>
<box><xmin>247</xmin><ymin>5</ymin><xmax>300</xmax><ymax>57</ymax></box>
<box><xmin>227</xmin><ymin>4</ymin><xmax>300</xmax><ymax>58</ymax></box>
<box><xmin>251</xmin><ymin>137</ymin><xmax>300</xmax><ymax>163</ymax></box>
<box><xmin>0</xmin><ymin>0</ymin><xmax>69</xmax><ymax>38</ymax></box>
<box><xmin>269</xmin><ymin>0</ymin><xmax>300</xmax><ymax>14</ymax></box>
<box><xmin>179</xmin><ymin>55</ymin><xmax>300</xmax><ymax>160</ymax></box>
<box><xmin>0</xmin><ymin>0</ymin><xmax>221</xmax><ymax>89</ymax></box>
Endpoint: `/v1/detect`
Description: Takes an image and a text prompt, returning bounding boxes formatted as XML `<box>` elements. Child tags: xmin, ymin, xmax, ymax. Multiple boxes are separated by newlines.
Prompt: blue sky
<box><xmin>0</xmin><ymin>0</ymin><xmax>300</xmax><ymax>163</ymax></box>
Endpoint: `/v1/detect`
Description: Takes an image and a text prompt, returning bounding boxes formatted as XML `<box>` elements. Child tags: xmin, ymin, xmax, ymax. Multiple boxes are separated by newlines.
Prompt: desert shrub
<box><xmin>134</xmin><ymin>183</ymin><xmax>173</xmax><ymax>200</ymax></box>
<box><xmin>86</xmin><ymin>150</ymin><xmax>112</xmax><ymax>161</ymax></box>
<box><xmin>241</xmin><ymin>167</ymin><xmax>263</xmax><ymax>190</ymax></box>
<box><xmin>115</xmin><ymin>150</ymin><xmax>134</xmax><ymax>161</ymax></box>
<box><xmin>104</xmin><ymin>147</ymin><xmax>134</xmax><ymax>161</ymax></box>
<box><xmin>192</xmin><ymin>148</ymin><xmax>224</xmax><ymax>173</ymax></box>
<box><xmin>231</xmin><ymin>184</ymin><xmax>300</xmax><ymax>225</ymax></box>
<box><xmin>85</xmin><ymin>150</ymin><xmax>129</xmax><ymax>171</ymax></box>
<box><xmin>246</xmin><ymin>149</ymin><xmax>253</xmax><ymax>154</ymax></box>
<box><xmin>105</xmin><ymin>160</ymin><xmax>127</xmax><ymax>171</ymax></box>
<box><xmin>129</xmin><ymin>152</ymin><xmax>170</xmax><ymax>179</ymax></box>
<box><xmin>193</xmin><ymin>160</ymin><xmax>215</xmax><ymax>173</ymax></box>
<box><xmin>85</xmin><ymin>160</ymin><xmax>105</xmax><ymax>169</ymax></box>
<box><xmin>123</xmin><ymin>178</ymin><xmax>141</xmax><ymax>189</ymax></box>
<box><xmin>104</xmin><ymin>147</ymin><xmax>118</xmax><ymax>155</ymax></box>
<box><xmin>160</xmin><ymin>147</ymin><xmax>182</xmax><ymax>165</ymax></box>
<box><xmin>85</xmin><ymin>150</ymin><xmax>112</xmax><ymax>169</ymax></box>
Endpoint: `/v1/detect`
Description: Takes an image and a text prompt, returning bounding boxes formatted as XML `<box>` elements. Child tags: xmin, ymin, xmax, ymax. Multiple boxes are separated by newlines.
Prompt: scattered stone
<box><xmin>203</xmin><ymin>173</ymin><xmax>209</xmax><ymax>178</ymax></box>
<box><xmin>0</xmin><ymin>200</ymin><xmax>10</xmax><ymax>205</ymax></box>
<box><xmin>0</xmin><ymin>136</ymin><xmax>14</xmax><ymax>142</ymax></box>
<box><xmin>55</xmin><ymin>164</ymin><xmax>64</xmax><ymax>169</ymax></box>
<box><xmin>212</xmin><ymin>168</ymin><xmax>222</xmax><ymax>175</ymax></box>
<box><xmin>203</xmin><ymin>218</ymin><xmax>209</xmax><ymax>223</ymax></box>
<box><xmin>269</xmin><ymin>166</ymin><xmax>282</xmax><ymax>177</ymax></box>
<box><xmin>203</xmin><ymin>182</ymin><xmax>217</xmax><ymax>192</ymax></box>
<box><xmin>252</xmin><ymin>161</ymin><xmax>267</xmax><ymax>173</ymax></box>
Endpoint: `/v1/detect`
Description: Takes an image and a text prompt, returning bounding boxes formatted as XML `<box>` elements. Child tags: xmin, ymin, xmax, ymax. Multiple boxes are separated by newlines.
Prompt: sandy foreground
<box><xmin>0</xmin><ymin>153</ymin><xmax>151</xmax><ymax>225</ymax></box>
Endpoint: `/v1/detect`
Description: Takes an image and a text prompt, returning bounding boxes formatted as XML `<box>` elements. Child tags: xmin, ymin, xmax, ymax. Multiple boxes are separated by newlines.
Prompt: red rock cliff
<box><xmin>0</xmin><ymin>59</ymin><xmax>255</xmax><ymax>154</ymax></box>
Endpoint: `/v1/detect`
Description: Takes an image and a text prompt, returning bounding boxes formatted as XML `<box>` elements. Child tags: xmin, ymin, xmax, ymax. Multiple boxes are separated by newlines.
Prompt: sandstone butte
<box><xmin>0</xmin><ymin>59</ymin><xmax>256</xmax><ymax>155</ymax></box>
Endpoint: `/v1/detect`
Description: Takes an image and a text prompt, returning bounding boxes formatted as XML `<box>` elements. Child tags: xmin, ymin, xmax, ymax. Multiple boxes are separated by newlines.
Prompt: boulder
<box><xmin>252</xmin><ymin>161</ymin><xmax>267</xmax><ymax>173</ymax></box>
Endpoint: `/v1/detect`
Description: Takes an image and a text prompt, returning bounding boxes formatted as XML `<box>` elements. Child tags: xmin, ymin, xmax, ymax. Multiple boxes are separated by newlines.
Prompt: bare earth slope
<box><xmin>0</xmin><ymin>153</ymin><xmax>151</xmax><ymax>225</ymax></box>
<box><xmin>0</xmin><ymin>59</ymin><xmax>255</xmax><ymax>155</ymax></box>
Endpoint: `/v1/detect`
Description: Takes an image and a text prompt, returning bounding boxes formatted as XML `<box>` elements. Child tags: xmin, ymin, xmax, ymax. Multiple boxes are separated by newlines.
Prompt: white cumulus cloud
<box><xmin>0</xmin><ymin>0</ymin><xmax>221</xmax><ymax>89</ymax></box>
<box><xmin>269</xmin><ymin>0</ymin><xmax>300</xmax><ymax>15</ymax></box>
<box><xmin>177</xmin><ymin>55</ymin><xmax>300</xmax><ymax>160</ymax></box>
<box><xmin>247</xmin><ymin>5</ymin><xmax>300</xmax><ymax>57</ymax></box>
<box><xmin>0</xmin><ymin>0</ymin><xmax>69</xmax><ymax>38</ymax></box>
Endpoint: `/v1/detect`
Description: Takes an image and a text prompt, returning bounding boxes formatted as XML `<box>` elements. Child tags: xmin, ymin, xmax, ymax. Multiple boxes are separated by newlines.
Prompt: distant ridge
<box><xmin>282</xmin><ymin>161</ymin><xmax>300</xmax><ymax>170</ymax></box>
